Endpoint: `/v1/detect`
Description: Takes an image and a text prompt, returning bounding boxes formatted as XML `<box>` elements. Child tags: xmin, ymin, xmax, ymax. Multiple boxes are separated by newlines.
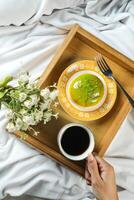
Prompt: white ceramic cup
<box><xmin>57</xmin><ymin>123</ymin><xmax>95</xmax><ymax>161</ymax></box>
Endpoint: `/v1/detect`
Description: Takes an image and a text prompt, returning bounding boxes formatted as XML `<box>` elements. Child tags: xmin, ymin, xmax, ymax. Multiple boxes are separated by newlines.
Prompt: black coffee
<box><xmin>61</xmin><ymin>126</ymin><xmax>90</xmax><ymax>156</ymax></box>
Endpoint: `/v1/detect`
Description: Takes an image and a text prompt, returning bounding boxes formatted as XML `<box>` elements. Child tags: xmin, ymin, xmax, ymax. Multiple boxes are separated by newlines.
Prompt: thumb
<box><xmin>87</xmin><ymin>154</ymin><xmax>101</xmax><ymax>183</ymax></box>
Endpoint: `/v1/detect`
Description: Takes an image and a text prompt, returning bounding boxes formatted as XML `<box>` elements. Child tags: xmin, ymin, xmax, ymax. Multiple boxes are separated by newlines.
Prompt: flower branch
<box><xmin>0</xmin><ymin>72</ymin><xmax>59</xmax><ymax>136</ymax></box>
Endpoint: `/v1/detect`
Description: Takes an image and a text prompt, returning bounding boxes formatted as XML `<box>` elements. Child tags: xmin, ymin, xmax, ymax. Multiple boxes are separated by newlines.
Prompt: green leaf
<box><xmin>9</xmin><ymin>98</ymin><xmax>21</xmax><ymax>112</ymax></box>
<box><xmin>0</xmin><ymin>87</ymin><xmax>13</xmax><ymax>99</ymax></box>
<box><xmin>13</xmin><ymin>90</ymin><xmax>20</xmax><ymax>99</ymax></box>
<box><xmin>0</xmin><ymin>91</ymin><xmax>6</xmax><ymax>99</ymax></box>
<box><xmin>0</xmin><ymin>76</ymin><xmax>13</xmax><ymax>88</ymax></box>
<box><xmin>15</xmin><ymin>101</ymin><xmax>21</xmax><ymax>112</ymax></box>
<box><xmin>28</xmin><ymin>89</ymin><xmax>40</xmax><ymax>95</ymax></box>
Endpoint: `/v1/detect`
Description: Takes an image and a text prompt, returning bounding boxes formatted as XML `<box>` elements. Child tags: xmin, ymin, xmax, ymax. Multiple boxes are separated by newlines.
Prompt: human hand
<box><xmin>85</xmin><ymin>153</ymin><xmax>119</xmax><ymax>200</ymax></box>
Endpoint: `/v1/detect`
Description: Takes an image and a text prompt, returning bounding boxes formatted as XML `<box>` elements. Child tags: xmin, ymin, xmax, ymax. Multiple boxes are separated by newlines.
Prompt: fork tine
<box><xmin>95</xmin><ymin>55</ymin><xmax>102</xmax><ymax>71</ymax></box>
<box><xmin>98</xmin><ymin>54</ymin><xmax>108</xmax><ymax>71</ymax></box>
<box><xmin>101</xmin><ymin>55</ymin><xmax>110</xmax><ymax>69</ymax></box>
<box><xmin>95</xmin><ymin>55</ymin><xmax>101</xmax><ymax>69</ymax></box>
<box><xmin>96</xmin><ymin>58</ymin><xmax>104</xmax><ymax>74</ymax></box>
<box><xmin>99</xmin><ymin>54</ymin><xmax>111</xmax><ymax>71</ymax></box>
<box><xmin>96</xmin><ymin>55</ymin><xmax>106</xmax><ymax>72</ymax></box>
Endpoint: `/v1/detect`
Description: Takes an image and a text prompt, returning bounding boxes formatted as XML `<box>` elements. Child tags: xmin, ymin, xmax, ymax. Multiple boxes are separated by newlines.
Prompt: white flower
<box><xmin>27</xmin><ymin>83</ymin><xmax>34</xmax><ymax>90</ymax></box>
<box><xmin>19</xmin><ymin>73</ymin><xmax>29</xmax><ymax>83</ymax></box>
<box><xmin>30</xmin><ymin>94</ymin><xmax>39</xmax><ymax>106</ymax></box>
<box><xmin>40</xmin><ymin>88</ymin><xmax>50</xmax><ymax>99</ymax></box>
<box><xmin>53</xmin><ymin>102</ymin><xmax>59</xmax><ymax>107</ymax></box>
<box><xmin>44</xmin><ymin>118</ymin><xmax>51</xmax><ymax>124</ymax></box>
<box><xmin>53</xmin><ymin>113</ymin><xmax>59</xmax><ymax>119</ymax></box>
<box><xmin>40</xmin><ymin>101</ymin><xmax>51</xmax><ymax>111</ymax></box>
<box><xmin>43</xmin><ymin>111</ymin><xmax>52</xmax><ymax>123</ymax></box>
<box><xmin>23</xmin><ymin>115</ymin><xmax>35</xmax><ymax>126</ymax></box>
<box><xmin>35</xmin><ymin>111</ymin><xmax>43</xmax><ymax>122</ymax></box>
<box><xmin>15</xmin><ymin>118</ymin><xmax>23</xmax><ymax>130</ymax></box>
<box><xmin>24</xmin><ymin>100</ymin><xmax>33</xmax><ymax>109</ymax></box>
<box><xmin>2</xmin><ymin>71</ymin><xmax>59</xmax><ymax>133</ymax></box>
<box><xmin>27</xmin><ymin>79</ymin><xmax>39</xmax><ymax>90</ymax></box>
<box><xmin>21</xmin><ymin>122</ymin><xmax>29</xmax><ymax>131</ymax></box>
<box><xmin>49</xmin><ymin>90</ymin><xmax>58</xmax><ymax>101</ymax></box>
<box><xmin>19</xmin><ymin>109</ymin><xmax>27</xmax><ymax>115</ymax></box>
<box><xmin>33</xmin><ymin>131</ymin><xmax>39</xmax><ymax>136</ymax></box>
<box><xmin>6</xmin><ymin>122</ymin><xmax>17</xmax><ymax>132</ymax></box>
<box><xmin>19</xmin><ymin>93</ymin><xmax>27</xmax><ymax>102</ymax></box>
<box><xmin>1</xmin><ymin>104</ymin><xmax>7</xmax><ymax>110</ymax></box>
<box><xmin>5</xmin><ymin>109</ymin><xmax>13</xmax><ymax>119</ymax></box>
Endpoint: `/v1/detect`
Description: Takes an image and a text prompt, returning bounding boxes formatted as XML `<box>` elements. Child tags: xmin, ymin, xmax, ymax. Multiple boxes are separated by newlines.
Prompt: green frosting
<box><xmin>69</xmin><ymin>74</ymin><xmax>104</xmax><ymax>107</ymax></box>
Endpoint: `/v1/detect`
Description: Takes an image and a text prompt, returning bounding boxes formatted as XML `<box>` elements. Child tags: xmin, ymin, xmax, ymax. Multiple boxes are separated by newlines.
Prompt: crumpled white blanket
<box><xmin>0</xmin><ymin>0</ymin><xmax>134</xmax><ymax>200</ymax></box>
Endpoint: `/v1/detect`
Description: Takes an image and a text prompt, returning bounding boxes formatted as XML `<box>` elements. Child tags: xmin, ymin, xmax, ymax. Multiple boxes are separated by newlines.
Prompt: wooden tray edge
<box><xmin>15</xmin><ymin>131</ymin><xmax>85</xmax><ymax>177</ymax></box>
<box><xmin>98</xmin><ymin>101</ymin><xmax>131</xmax><ymax>157</ymax></box>
<box><xmin>77</xmin><ymin>26</ymin><xmax>134</xmax><ymax>72</ymax></box>
<box><xmin>39</xmin><ymin>24</ymin><xmax>79</xmax><ymax>87</ymax></box>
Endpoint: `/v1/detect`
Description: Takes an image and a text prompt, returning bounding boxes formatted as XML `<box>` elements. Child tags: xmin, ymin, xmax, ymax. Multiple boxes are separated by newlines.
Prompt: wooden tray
<box><xmin>15</xmin><ymin>25</ymin><xmax>134</xmax><ymax>177</ymax></box>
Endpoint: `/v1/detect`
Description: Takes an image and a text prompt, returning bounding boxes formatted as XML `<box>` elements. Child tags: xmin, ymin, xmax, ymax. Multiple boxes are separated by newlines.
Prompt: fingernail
<box><xmin>88</xmin><ymin>154</ymin><xmax>94</xmax><ymax>162</ymax></box>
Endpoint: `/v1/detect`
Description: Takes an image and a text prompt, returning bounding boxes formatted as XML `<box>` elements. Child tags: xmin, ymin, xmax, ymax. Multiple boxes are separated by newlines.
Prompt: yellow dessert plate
<box><xmin>57</xmin><ymin>60</ymin><xmax>117</xmax><ymax>121</ymax></box>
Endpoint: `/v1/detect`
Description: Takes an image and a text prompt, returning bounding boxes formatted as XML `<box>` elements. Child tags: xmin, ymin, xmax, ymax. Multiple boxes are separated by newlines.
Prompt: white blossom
<box><xmin>19</xmin><ymin>93</ymin><xmax>27</xmax><ymax>102</ymax></box>
<box><xmin>6</xmin><ymin>122</ymin><xmax>17</xmax><ymax>132</ymax></box>
<box><xmin>16</xmin><ymin>118</ymin><xmax>23</xmax><ymax>129</ymax></box>
<box><xmin>2</xmin><ymin>71</ymin><xmax>59</xmax><ymax>134</ymax></box>
<box><xmin>23</xmin><ymin>115</ymin><xmax>35</xmax><ymax>125</ymax></box>
<box><xmin>43</xmin><ymin>111</ymin><xmax>52</xmax><ymax>123</ymax></box>
<box><xmin>27</xmin><ymin>83</ymin><xmax>37</xmax><ymax>90</ymax></box>
<box><xmin>27</xmin><ymin>79</ymin><xmax>39</xmax><ymax>90</ymax></box>
<box><xmin>40</xmin><ymin>88</ymin><xmax>50</xmax><ymax>99</ymax></box>
<box><xmin>5</xmin><ymin>109</ymin><xmax>13</xmax><ymax>119</ymax></box>
<box><xmin>33</xmin><ymin>131</ymin><xmax>39</xmax><ymax>136</ymax></box>
<box><xmin>53</xmin><ymin>113</ymin><xmax>59</xmax><ymax>119</ymax></box>
<box><xmin>49</xmin><ymin>90</ymin><xmax>58</xmax><ymax>101</ymax></box>
<box><xmin>53</xmin><ymin>102</ymin><xmax>59</xmax><ymax>108</ymax></box>
<box><xmin>40</xmin><ymin>101</ymin><xmax>51</xmax><ymax>111</ymax></box>
<box><xmin>27</xmin><ymin>83</ymin><xmax>34</xmax><ymax>90</ymax></box>
<box><xmin>1</xmin><ymin>104</ymin><xmax>7</xmax><ymax>110</ymax></box>
<box><xmin>21</xmin><ymin>122</ymin><xmax>29</xmax><ymax>131</ymax></box>
<box><xmin>35</xmin><ymin>111</ymin><xmax>43</xmax><ymax>122</ymax></box>
<box><xmin>44</xmin><ymin>118</ymin><xmax>51</xmax><ymax>124</ymax></box>
<box><xmin>30</xmin><ymin>94</ymin><xmax>39</xmax><ymax>105</ymax></box>
<box><xmin>19</xmin><ymin>73</ymin><xmax>29</xmax><ymax>83</ymax></box>
<box><xmin>19</xmin><ymin>109</ymin><xmax>27</xmax><ymax>115</ymax></box>
<box><xmin>24</xmin><ymin>100</ymin><xmax>33</xmax><ymax>109</ymax></box>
